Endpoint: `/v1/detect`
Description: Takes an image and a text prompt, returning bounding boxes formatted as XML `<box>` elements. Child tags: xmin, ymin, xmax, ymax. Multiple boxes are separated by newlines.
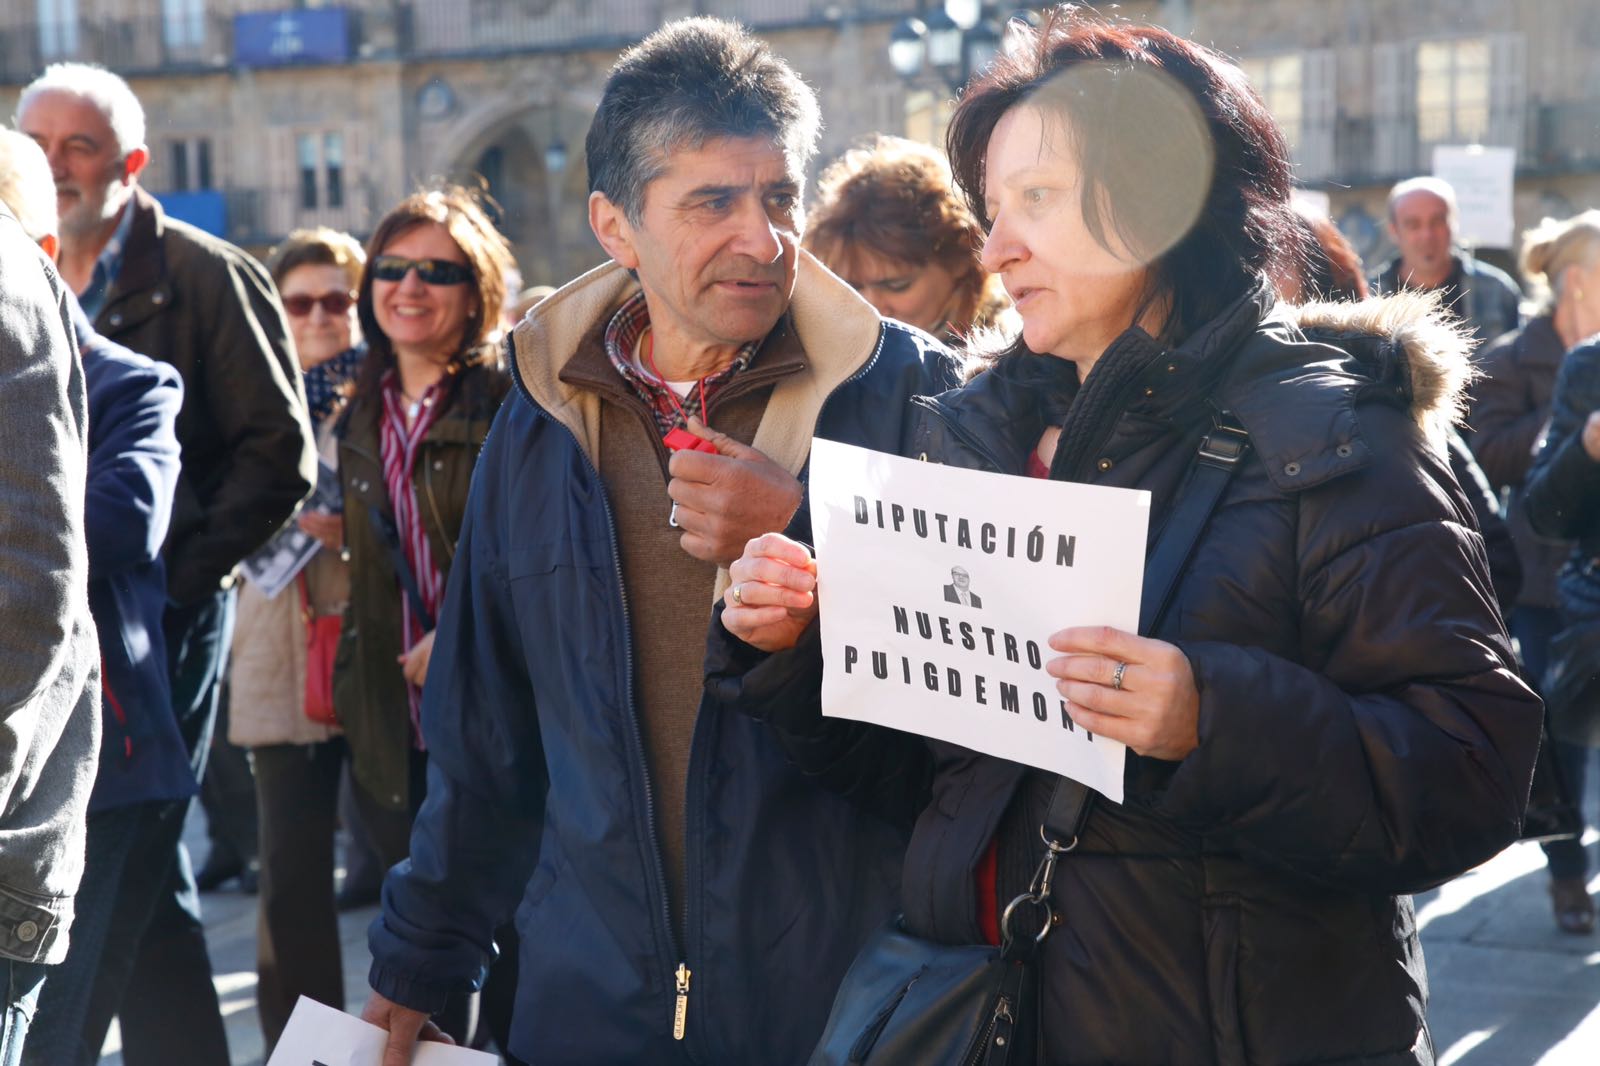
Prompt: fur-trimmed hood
<box><xmin>1283</xmin><ymin>288</ymin><xmax>1476</xmax><ymax>443</ymax></box>
<box><xmin>923</xmin><ymin>281</ymin><xmax>1479</xmax><ymax>499</ymax></box>
<box><xmin>956</xmin><ymin>287</ymin><xmax>1475</xmax><ymax>447</ymax></box>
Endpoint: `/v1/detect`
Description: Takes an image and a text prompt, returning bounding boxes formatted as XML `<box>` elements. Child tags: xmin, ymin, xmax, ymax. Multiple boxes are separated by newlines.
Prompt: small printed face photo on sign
<box><xmin>944</xmin><ymin>565</ymin><xmax>982</xmax><ymax>609</ymax></box>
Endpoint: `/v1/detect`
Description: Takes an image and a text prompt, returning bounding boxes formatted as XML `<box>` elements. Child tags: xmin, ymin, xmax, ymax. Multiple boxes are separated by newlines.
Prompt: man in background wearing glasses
<box><xmin>16</xmin><ymin>63</ymin><xmax>315</xmax><ymax>1066</ymax></box>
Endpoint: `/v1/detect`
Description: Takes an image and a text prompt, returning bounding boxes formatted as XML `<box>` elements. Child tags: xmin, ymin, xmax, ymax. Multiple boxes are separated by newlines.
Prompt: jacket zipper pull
<box><xmin>673</xmin><ymin>962</ymin><xmax>692</xmax><ymax>1041</ymax></box>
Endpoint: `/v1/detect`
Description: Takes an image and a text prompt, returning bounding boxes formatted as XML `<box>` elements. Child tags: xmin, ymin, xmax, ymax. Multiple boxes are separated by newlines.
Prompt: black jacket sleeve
<box><xmin>704</xmin><ymin>604</ymin><xmax>932</xmax><ymax>834</ymax></box>
<box><xmin>1447</xmin><ymin>428</ymin><xmax>1522</xmax><ymax>611</ymax></box>
<box><xmin>167</xmin><ymin>250</ymin><xmax>315</xmax><ymax>604</ymax></box>
<box><xmin>1160</xmin><ymin>403</ymin><xmax>1542</xmax><ymax>895</ymax></box>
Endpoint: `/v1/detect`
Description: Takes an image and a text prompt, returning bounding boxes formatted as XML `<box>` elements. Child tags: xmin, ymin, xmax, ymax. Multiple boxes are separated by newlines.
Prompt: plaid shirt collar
<box><xmin>602</xmin><ymin>291</ymin><xmax>760</xmax><ymax>435</ymax></box>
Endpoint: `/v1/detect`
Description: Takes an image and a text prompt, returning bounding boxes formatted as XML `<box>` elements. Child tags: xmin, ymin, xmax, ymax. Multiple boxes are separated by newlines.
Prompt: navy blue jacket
<box><xmin>1524</xmin><ymin>338</ymin><xmax>1600</xmax><ymax>619</ymax></box>
<box><xmin>73</xmin><ymin>297</ymin><xmax>193</xmax><ymax>814</ymax></box>
<box><xmin>369</xmin><ymin>261</ymin><xmax>960</xmax><ymax>1064</ymax></box>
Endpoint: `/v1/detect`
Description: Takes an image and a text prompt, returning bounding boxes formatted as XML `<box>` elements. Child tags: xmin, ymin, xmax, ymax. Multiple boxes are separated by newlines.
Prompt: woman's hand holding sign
<box><xmin>723</xmin><ymin>533</ymin><xmax>819</xmax><ymax>652</ymax></box>
<box><xmin>1047</xmin><ymin>627</ymin><xmax>1201</xmax><ymax>761</ymax></box>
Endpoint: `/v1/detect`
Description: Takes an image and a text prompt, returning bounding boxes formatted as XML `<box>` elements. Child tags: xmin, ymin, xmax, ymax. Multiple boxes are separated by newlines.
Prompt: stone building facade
<box><xmin>0</xmin><ymin>0</ymin><xmax>922</xmax><ymax>282</ymax></box>
<box><xmin>2</xmin><ymin>1</ymin><xmax>1596</xmax><ymax>287</ymax></box>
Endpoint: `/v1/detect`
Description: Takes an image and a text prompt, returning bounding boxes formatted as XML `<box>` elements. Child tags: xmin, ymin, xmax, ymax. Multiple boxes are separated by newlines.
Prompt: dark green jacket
<box><xmin>334</xmin><ymin>357</ymin><xmax>510</xmax><ymax>810</ymax></box>
<box><xmin>95</xmin><ymin>187</ymin><xmax>315</xmax><ymax>605</ymax></box>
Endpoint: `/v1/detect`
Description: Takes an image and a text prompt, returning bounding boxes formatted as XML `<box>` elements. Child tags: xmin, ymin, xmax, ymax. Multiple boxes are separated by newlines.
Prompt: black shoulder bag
<box><xmin>369</xmin><ymin>504</ymin><xmax>436</xmax><ymax>632</ymax></box>
<box><xmin>809</xmin><ymin>413</ymin><xmax>1250</xmax><ymax>1066</ymax></box>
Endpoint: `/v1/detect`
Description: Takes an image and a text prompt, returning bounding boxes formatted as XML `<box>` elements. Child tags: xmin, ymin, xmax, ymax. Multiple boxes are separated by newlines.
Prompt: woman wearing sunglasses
<box><xmin>335</xmin><ymin>183</ymin><xmax>512</xmax><ymax>825</ymax></box>
<box><xmin>228</xmin><ymin>226</ymin><xmax>387</xmax><ymax>1049</ymax></box>
<box><xmin>330</xmin><ymin>188</ymin><xmax>515</xmax><ymax>1044</ymax></box>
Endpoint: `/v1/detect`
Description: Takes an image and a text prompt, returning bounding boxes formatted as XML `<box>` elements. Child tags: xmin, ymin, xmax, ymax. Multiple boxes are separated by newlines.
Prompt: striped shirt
<box><xmin>379</xmin><ymin>369</ymin><xmax>449</xmax><ymax>739</ymax></box>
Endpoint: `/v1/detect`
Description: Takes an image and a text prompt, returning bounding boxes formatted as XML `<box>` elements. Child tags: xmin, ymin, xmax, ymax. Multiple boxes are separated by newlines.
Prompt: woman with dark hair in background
<box><xmin>1272</xmin><ymin>204</ymin><xmax>1369</xmax><ymax>303</ymax></box>
<box><xmin>334</xmin><ymin>184</ymin><xmax>514</xmax><ymax>1046</ymax></box>
<box><xmin>714</xmin><ymin>9</ymin><xmax>1539</xmax><ymax>1062</ymax></box>
<box><xmin>805</xmin><ymin>134</ymin><xmax>1012</xmax><ymax>342</ymax></box>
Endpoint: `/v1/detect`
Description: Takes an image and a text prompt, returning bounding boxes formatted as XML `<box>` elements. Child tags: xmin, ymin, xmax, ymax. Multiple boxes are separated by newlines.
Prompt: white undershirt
<box><xmin>631</xmin><ymin>351</ymin><xmax>696</xmax><ymax>399</ymax></box>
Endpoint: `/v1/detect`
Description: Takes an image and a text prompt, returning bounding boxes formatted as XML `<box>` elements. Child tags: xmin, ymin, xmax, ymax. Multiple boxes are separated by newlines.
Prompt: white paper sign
<box><xmin>810</xmin><ymin>439</ymin><xmax>1151</xmax><ymax>803</ymax></box>
<box><xmin>1431</xmin><ymin>145</ymin><xmax>1517</xmax><ymax>250</ymax></box>
<box><xmin>266</xmin><ymin>997</ymin><xmax>498</xmax><ymax>1066</ymax></box>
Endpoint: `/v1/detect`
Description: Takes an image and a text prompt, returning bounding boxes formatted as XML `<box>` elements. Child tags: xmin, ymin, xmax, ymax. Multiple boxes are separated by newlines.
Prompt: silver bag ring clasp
<box><xmin>1040</xmin><ymin>828</ymin><xmax>1079</xmax><ymax>854</ymax></box>
<box><xmin>1000</xmin><ymin>891</ymin><xmax>1054</xmax><ymax>946</ymax></box>
<box><xmin>1000</xmin><ymin>832</ymin><xmax>1079</xmax><ymax>946</ymax></box>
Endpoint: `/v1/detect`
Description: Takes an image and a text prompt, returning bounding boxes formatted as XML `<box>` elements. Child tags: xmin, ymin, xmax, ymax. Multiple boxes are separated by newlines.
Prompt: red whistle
<box><xmin>664</xmin><ymin>427</ymin><xmax>718</xmax><ymax>454</ymax></box>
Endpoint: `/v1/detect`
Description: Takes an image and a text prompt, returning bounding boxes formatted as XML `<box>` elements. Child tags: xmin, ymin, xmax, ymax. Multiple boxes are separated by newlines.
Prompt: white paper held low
<box><xmin>266</xmin><ymin>996</ymin><xmax>498</xmax><ymax>1066</ymax></box>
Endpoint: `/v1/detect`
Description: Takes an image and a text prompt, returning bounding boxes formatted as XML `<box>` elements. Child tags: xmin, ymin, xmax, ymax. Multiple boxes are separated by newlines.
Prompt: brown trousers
<box><xmin>253</xmin><ymin>739</ymin><xmax>413</xmax><ymax>1049</ymax></box>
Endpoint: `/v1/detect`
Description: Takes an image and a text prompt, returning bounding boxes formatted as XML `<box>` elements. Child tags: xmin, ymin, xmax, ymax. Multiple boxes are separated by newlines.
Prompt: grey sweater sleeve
<box><xmin>0</xmin><ymin>212</ymin><xmax>100</xmax><ymax>962</ymax></box>
<box><xmin>0</xmin><ymin>222</ymin><xmax>85</xmax><ymax>719</ymax></box>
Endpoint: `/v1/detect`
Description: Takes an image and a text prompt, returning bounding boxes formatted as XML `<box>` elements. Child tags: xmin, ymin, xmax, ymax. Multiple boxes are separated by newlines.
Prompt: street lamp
<box><xmin>887</xmin><ymin>17</ymin><xmax>927</xmax><ymax>79</ymax></box>
<box><xmin>889</xmin><ymin>2</ymin><xmax>1024</xmax><ymax>93</ymax></box>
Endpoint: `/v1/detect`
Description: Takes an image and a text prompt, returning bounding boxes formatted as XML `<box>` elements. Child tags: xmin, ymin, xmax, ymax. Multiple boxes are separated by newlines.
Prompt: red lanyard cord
<box><xmin>642</xmin><ymin>329</ymin><xmax>709</xmax><ymax>428</ymax></box>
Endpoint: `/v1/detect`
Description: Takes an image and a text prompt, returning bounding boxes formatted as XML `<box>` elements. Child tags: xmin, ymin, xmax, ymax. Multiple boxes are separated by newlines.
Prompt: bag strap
<box><xmin>1008</xmin><ymin>413</ymin><xmax>1251</xmax><ymax>951</ymax></box>
<box><xmin>1138</xmin><ymin>409</ymin><xmax>1251</xmax><ymax>636</ymax></box>
<box><xmin>1006</xmin><ymin>414</ymin><xmax>1253</xmax><ymax>952</ymax></box>
<box><xmin>1039</xmin><ymin>410</ymin><xmax>1252</xmax><ymax>844</ymax></box>
<box><xmin>369</xmin><ymin>504</ymin><xmax>436</xmax><ymax>631</ymax></box>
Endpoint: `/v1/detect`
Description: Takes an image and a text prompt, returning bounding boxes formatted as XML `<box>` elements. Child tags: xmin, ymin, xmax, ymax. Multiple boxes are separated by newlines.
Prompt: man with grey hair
<box><xmin>362</xmin><ymin>17</ymin><xmax>957</xmax><ymax>1065</ymax></box>
<box><xmin>1373</xmin><ymin>174</ymin><xmax>1523</xmax><ymax>345</ymax></box>
<box><xmin>17</xmin><ymin>63</ymin><xmax>315</xmax><ymax>1065</ymax></box>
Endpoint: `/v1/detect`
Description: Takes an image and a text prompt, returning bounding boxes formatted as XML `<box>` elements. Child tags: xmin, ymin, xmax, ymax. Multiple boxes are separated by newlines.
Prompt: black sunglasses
<box><xmin>370</xmin><ymin>255</ymin><xmax>475</xmax><ymax>286</ymax></box>
<box><xmin>283</xmin><ymin>291</ymin><xmax>356</xmax><ymax>317</ymax></box>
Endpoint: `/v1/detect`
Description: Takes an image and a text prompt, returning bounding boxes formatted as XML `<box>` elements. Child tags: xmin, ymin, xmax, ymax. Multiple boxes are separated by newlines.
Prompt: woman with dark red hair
<box><xmin>806</xmin><ymin>135</ymin><xmax>1012</xmax><ymax>343</ymax></box>
<box><xmin>714</xmin><ymin>8</ymin><xmax>1539</xmax><ymax>1062</ymax></box>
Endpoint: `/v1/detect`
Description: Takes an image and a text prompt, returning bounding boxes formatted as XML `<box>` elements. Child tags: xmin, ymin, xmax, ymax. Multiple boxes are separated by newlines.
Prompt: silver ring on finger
<box><xmin>731</xmin><ymin>583</ymin><xmax>745</xmax><ymax>607</ymax></box>
<box><xmin>1110</xmin><ymin>660</ymin><xmax>1128</xmax><ymax>691</ymax></box>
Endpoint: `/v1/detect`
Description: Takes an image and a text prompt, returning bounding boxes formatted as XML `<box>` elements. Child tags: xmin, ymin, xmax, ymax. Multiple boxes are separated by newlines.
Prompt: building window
<box><xmin>1238</xmin><ymin>51</ymin><xmax>1335</xmax><ymax>182</ymax></box>
<box><xmin>298</xmin><ymin>134</ymin><xmax>319</xmax><ymax>209</ymax></box>
<box><xmin>38</xmin><ymin>0</ymin><xmax>79</xmax><ymax>59</ymax></box>
<box><xmin>162</xmin><ymin>0</ymin><xmax>206</xmax><ymax>50</ymax></box>
<box><xmin>1239</xmin><ymin>55</ymin><xmax>1303</xmax><ymax>149</ymax></box>
<box><xmin>167</xmin><ymin>137</ymin><xmax>214</xmax><ymax>193</ymax></box>
<box><xmin>298</xmin><ymin>132</ymin><xmax>347</xmax><ymax>211</ymax></box>
<box><xmin>1416</xmin><ymin>38</ymin><xmax>1490</xmax><ymax>146</ymax></box>
<box><xmin>197</xmin><ymin>138</ymin><xmax>213</xmax><ymax>190</ymax></box>
<box><xmin>170</xmin><ymin>141</ymin><xmax>190</xmax><ymax>192</ymax></box>
<box><xmin>324</xmin><ymin>133</ymin><xmax>344</xmax><ymax>210</ymax></box>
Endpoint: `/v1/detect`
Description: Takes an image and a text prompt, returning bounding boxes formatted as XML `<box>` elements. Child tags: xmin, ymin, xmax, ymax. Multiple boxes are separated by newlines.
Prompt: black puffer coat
<box><xmin>707</xmin><ymin>283</ymin><xmax>1541</xmax><ymax>1065</ymax></box>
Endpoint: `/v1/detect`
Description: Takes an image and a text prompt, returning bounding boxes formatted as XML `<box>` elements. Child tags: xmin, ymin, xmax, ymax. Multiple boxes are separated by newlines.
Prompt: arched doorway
<box><xmin>448</xmin><ymin>107</ymin><xmax>591</xmax><ymax>289</ymax></box>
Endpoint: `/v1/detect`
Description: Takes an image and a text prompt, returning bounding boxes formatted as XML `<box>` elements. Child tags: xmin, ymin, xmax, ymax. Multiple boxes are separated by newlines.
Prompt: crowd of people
<box><xmin>0</xmin><ymin>6</ymin><xmax>1596</xmax><ymax>1064</ymax></box>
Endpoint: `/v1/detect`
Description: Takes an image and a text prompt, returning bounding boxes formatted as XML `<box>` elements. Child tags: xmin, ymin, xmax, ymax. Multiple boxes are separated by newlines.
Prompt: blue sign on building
<box><xmin>157</xmin><ymin>190</ymin><xmax>227</xmax><ymax>238</ymax></box>
<box><xmin>234</xmin><ymin>8</ymin><xmax>351</xmax><ymax>68</ymax></box>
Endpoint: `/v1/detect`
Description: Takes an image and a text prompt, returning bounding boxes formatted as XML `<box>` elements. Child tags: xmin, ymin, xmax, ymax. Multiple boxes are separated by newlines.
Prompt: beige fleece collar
<box><xmin>511</xmin><ymin>250</ymin><xmax>886</xmax><ymax>597</ymax></box>
<box><xmin>511</xmin><ymin>250</ymin><xmax>884</xmax><ymax>476</ymax></box>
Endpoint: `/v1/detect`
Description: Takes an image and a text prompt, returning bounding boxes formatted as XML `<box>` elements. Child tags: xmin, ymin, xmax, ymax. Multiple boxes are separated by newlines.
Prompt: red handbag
<box><xmin>298</xmin><ymin>574</ymin><xmax>341</xmax><ymax>726</ymax></box>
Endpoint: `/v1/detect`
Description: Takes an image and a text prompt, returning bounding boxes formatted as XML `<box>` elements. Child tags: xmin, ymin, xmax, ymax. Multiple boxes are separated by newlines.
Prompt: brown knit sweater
<box><xmin>558</xmin><ymin>319</ymin><xmax>806</xmax><ymax>937</ymax></box>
